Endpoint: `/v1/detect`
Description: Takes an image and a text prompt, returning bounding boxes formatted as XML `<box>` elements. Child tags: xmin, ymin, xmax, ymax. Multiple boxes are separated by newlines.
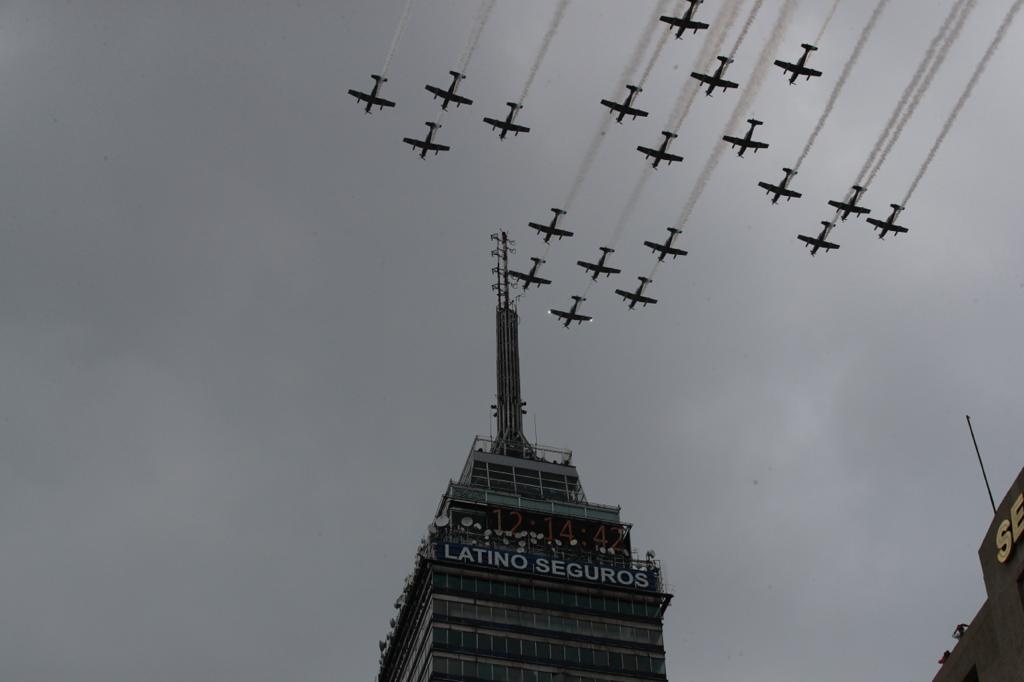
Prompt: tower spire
<box><xmin>491</xmin><ymin>231</ymin><xmax>532</xmax><ymax>457</ymax></box>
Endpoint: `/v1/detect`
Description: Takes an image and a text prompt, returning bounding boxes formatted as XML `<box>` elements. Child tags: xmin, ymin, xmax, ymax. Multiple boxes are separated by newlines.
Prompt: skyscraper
<box><xmin>376</xmin><ymin>233</ymin><xmax>672</xmax><ymax>682</ymax></box>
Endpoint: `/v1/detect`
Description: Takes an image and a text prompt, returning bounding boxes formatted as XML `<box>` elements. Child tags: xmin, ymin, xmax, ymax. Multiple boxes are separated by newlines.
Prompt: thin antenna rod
<box><xmin>966</xmin><ymin>415</ymin><xmax>997</xmax><ymax>514</ymax></box>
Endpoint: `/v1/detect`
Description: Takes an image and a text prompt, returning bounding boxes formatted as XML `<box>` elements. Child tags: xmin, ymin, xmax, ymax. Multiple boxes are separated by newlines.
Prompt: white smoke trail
<box><xmin>608</xmin><ymin>0</ymin><xmax>747</xmax><ymax>244</ymax></box>
<box><xmin>814</xmin><ymin>0</ymin><xmax>842</xmax><ymax>45</ymax></box>
<box><xmin>728</xmin><ymin>0</ymin><xmax>765</xmax><ymax>59</ymax></box>
<box><xmin>854</xmin><ymin>0</ymin><xmax>967</xmax><ymax>186</ymax></box>
<box><xmin>667</xmin><ymin>0</ymin><xmax>746</xmax><ymax>133</ymax></box>
<box><xmin>382</xmin><ymin>0</ymin><xmax>417</xmax><ymax>76</ymax></box>
<box><xmin>609</xmin><ymin>166</ymin><xmax>655</xmax><ymax>247</ymax></box>
<box><xmin>866</xmin><ymin>0</ymin><xmax>977</xmax><ymax>186</ymax></box>
<box><xmin>617</xmin><ymin>0</ymin><xmax>675</xmax><ymax>95</ymax></box>
<box><xmin>639</xmin><ymin>0</ymin><xmax>687</xmax><ymax>88</ymax></box>
<box><xmin>518</xmin><ymin>0</ymin><xmax>573</xmax><ymax>105</ymax></box>
<box><xmin>457</xmin><ymin>0</ymin><xmax>498</xmax><ymax>73</ymax></box>
<box><xmin>677</xmin><ymin>0</ymin><xmax>798</xmax><ymax>229</ymax></box>
<box><xmin>793</xmin><ymin>0</ymin><xmax>891</xmax><ymax>172</ymax></box>
<box><xmin>563</xmin><ymin>0</ymin><xmax>673</xmax><ymax>211</ymax></box>
<box><xmin>905</xmin><ymin>0</ymin><xmax>1023</xmax><ymax>204</ymax></box>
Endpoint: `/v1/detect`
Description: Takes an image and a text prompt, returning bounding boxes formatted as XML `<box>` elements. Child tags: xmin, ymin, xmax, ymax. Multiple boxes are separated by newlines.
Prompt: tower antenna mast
<box><xmin>965</xmin><ymin>415</ymin><xmax>997</xmax><ymax>514</ymax></box>
<box><xmin>490</xmin><ymin>231</ymin><xmax>532</xmax><ymax>458</ymax></box>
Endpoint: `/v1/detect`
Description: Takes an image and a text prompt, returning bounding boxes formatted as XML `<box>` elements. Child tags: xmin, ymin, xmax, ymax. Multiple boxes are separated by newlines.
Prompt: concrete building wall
<box><xmin>933</xmin><ymin>467</ymin><xmax>1024</xmax><ymax>681</ymax></box>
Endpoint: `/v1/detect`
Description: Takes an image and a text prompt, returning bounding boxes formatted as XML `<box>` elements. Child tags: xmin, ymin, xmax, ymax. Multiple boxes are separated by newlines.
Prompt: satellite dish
<box><xmin>434</xmin><ymin>515</ymin><xmax>450</xmax><ymax>528</ymax></box>
<box><xmin>460</xmin><ymin>516</ymin><xmax>474</xmax><ymax>528</ymax></box>
<box><xmin>570</xmin><ymin>539</ymin><xmax>578</xmax><ymax>546</ymax></box>
<box><xmin>473</xmin><ymin>523</ymin><xmax>482</xmax><ymax>531</ymax></box>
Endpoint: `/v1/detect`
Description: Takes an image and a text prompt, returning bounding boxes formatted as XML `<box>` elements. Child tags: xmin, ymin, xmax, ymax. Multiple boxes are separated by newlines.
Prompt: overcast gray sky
<box><xmin>1</xmin><ymin>1</ymin><xmax>1022</xmax><ymax>680</ymax></box>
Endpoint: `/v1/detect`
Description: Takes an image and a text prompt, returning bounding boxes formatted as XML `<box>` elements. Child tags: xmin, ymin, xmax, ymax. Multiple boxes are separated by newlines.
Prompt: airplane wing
<box><xmin>866</xmin><ymin>218</ymin><xmax>908</xmax><ymax>234</ymax></box>
<box><xmin>773</xmin><ymin>60</ymin><xmax>796</xmax><ymax>73</ymax></box>
<box><xmin>509</xmin><ymin>271</ymin><xmax>551</xmax><ymax>286</ymax></box>
<box><xmin>484</xmin><ymin>118</ymin><xmax>530</xmax><ymax>134</ymax></box>
<box><xmin>722</xmin><ymin>135</ymin><xmax>747</xmax><ymax>147</ymax></box>
<box><xmin>615</xmin><ymin>290</ymin><xmax>658</xmax><ymax>306</ymax></box>
<box><xmin>644</xmin><ymin>241</ymin><xmax>689</xmax><ymax>258</ymax></box>
<box><xmin>550</xmin><ymin>310</ymin><xmax>590</xmax><ymax>323</ymax></box>
<box><xmin>528</xmin><ymin>223</ymin><xmax>573</xmax><ymax>239</ymax></box>
<box><xmin>424</xmin><ymin>142</ymin><xmax>450</xmax><ymax>153</ymax></box>
<box><xmin>637</xmin><ymin>146</ymin><xmax>684</xmax><ymax>164</ymax></box>
<box><xmin>748</xmin><ymin>140</ymin><xmax>769</xmax><ymax>150</ymax></box>
<box><xmin>425</xmin><ymin>85</ymin><xmax>447</xmax><ymax>99</ymax></box>
<box><xmin>402</xmin><ymin>137</ymin><xmax>425</xmax><ymax>150</ymax></box>
<box><xmin>447</xmin><ymin>93</ymin><xmax>473</xmax><ymax>106</ymax></box>
<box><xmin>600</xmin><ymin>100</ymin><xmax>648</xmax><ymax>118</ymax></box>
<box><xmin>797</xmin><ymin>234</ymin><xmax>840</xmax><ymax>251</ymax></box>
<box><xmin>660</xmin><ymin>16</ymin><xmax>708</xmax><ymax>30</ymax></box>
<box><xmin>348</xmin><ymin>89</ymin><xmax>370</xmax><ymax>103</ymax></box>
<box><xmin>690</xmin><ymin>72</ymin><xmax>714</xmax><ymax>85</ymax></box>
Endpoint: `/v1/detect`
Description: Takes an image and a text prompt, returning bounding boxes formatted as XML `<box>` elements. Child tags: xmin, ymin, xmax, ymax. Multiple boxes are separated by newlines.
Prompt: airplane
<box><xmin>402</xmin><ymin>122</ymin><xmax>450</xmax><ymax>159</ymax></box>
<box><xmin>637</xmin><ymin>131</ymin><xmax>684</xmax><ymax>169</ymax></box>
<box><xmin>577</xmin><ymin>247</ymin><xmax>622</xmax><ymax>281</ymax></box>
<box><xmin>691</xmin><ymin>56</ymin><xmax>739</xmax><ymax>96</ymax></box>
<box><xmin>348</xmin><ymin>74</ymin><xmax>396</xmax><ymax>113</ymax></box>
<box><xmin>774</xmin><ymin>43</ymin><xmax>823</xmax><ymax>84</ymax></box>
<box><xmin>509</xmin><ymin>257</ymin><xmax>551</xmax><ymax>290</ymax></box>
<box><xmin>483</xmin><ymin>102</ymin><xmax>531</xmax><ymax>139</ymax></box>
<box><xmin>660</xmin><ymin>0</ymin><xmax>710</xmax><ymax>38</ymax></box>
<box><xmin>758</xmin><ymin>167</ymin><xmax>803</xmax><ymax>204</ymax></box>
<box><xmin>866</xmin><ymin>204</ymin><xmax>908</xmax><ymax>239</ymax></box>
<box><xmin>644</xmin><ymin>227</ymin><xmax>688</xmax><ymax>262</ymax></box>
<box><xmin>615</xmin><ymin>277</ymin><xmax>658</xmax><ymax>309</ymax></box>
<box><xmin>425</xmin><ymin>71</ymin><xmax>473</xmax><ymax>110</ymax></box>
<box><xmin>828</xmin><ymin>185</ymin><xmax>872</xmax><ymax>221</ymax></box>
<box><xmin>722</xmin><ymin>118</ymin><xmax>769</xmax><ymax>157</ymax></box>
<box><xmin>549</xmin><ymin>296</ymin><xmax>592</xmax><ymax>328</ymax></box>
<box><xmin>600</xmin><ymin>84</ymin><xmax>649</xmax><ymax>124</ymax></box>
<box><xmin>529</xmin><ymin>208</ymin><xmax>573</xmax><ymax>243</ymax></box>
<box><xmin>797</xmin><ymin>220</ymin><xmax>841</xmax><ymax>256</ymax></box>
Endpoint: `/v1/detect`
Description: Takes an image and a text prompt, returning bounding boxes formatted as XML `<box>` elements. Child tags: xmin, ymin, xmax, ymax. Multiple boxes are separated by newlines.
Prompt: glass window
<box><xmin>432</xmin><ymin>628</ymin><xmax>447</xmax><ymax>645</ymax></box>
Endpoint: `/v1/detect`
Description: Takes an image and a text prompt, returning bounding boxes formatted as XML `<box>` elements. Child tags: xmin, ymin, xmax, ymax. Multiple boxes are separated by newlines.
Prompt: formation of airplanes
<box><xmin>348</xmin><ymin>13</ymin><xmax>921</xmax><ymax>326</ymax></box>
<box><xmin>660</xmin><ymin>0</ymin><xmax>710</xmax><ymax>38</ymax></box>
<box><xmin>601</xmin><ymin>85</ymin><xmax>649</xmax><ymax>124</ymax></box>
<box><xmin>638</xmin><ymin>131</ymin><xmax>684</xmax><ymax>169</ymax></box>
<box><xmin>723</xmin><ymin>119</ymin><xmax>769</xmax><ymax>157</ymax></box>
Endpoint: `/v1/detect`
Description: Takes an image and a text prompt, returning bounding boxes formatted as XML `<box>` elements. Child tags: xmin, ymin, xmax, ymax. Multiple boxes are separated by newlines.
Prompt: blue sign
<box><xmin>435</xmin><ymin>542</ymin><xmax>659</xmax><ymax>592</ymax></box>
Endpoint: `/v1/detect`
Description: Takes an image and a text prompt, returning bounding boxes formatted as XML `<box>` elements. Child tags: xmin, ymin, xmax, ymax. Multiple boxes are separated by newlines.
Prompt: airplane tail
<box><xmin>449</xmin><ymin>70</ymin><xmax>464</xmax><ymax>79</ymax></box>
<box><xmin>749</xmin><ymin>118</ymin><xmax>764</xmax><ymax>126</ymax></box>
<box><xmin>802</xmin><ymin>43</ymin><xmax>818</xmax><ymax>51</ymax></box>
<box><xmin>891</xmin><ymin>203</ymin><xmax>904</xmax><ymax>211</ymax></box>
<box><xmin>371</xmin><ymin>74</ymin><xmax>387</xmax><ymax>82</ymax></box>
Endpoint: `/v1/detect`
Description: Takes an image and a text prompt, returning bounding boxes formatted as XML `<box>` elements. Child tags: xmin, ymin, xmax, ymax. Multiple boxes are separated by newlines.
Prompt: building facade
<box><xmin>933</xmin><ymin>466</ymin><xmax>1024</xmax><ymax>681</ymax></box>
<box><xmin>375</xmin><ymin>234</ymin><xmax>672</xmax><ymax>682</ymax></box>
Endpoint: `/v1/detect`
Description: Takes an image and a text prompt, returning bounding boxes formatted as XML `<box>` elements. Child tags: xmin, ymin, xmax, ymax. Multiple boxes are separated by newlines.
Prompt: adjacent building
<box><xmin>376</xmin><ymin>233</ymin><xmax>672</xmax><ymax>682</ymax></box>
<box><xmin>933</xmin><ymin>466</ymin><xmax>1024</xmax><ymax>681</ymax></box>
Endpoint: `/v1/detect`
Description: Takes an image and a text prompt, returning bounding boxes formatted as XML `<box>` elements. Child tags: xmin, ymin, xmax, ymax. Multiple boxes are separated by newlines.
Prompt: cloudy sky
<box><xmin>1</xmin><ymin>1</ymin><xmax>1022</xmax><ymax>680</ymax></box>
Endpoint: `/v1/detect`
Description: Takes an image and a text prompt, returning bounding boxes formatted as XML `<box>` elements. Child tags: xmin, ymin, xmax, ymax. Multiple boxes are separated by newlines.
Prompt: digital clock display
<box><xmin>485</xmin><ymin>505</ymin><xmax>631</xmax><ymax>553</ymax></box>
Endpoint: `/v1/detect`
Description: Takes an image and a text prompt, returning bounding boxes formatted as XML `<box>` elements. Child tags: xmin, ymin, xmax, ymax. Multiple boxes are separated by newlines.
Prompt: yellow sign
<box><xmin>995</xmin><ymin>491</ymin><xmax>1024</xmax><ymax>563</ymax></box>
